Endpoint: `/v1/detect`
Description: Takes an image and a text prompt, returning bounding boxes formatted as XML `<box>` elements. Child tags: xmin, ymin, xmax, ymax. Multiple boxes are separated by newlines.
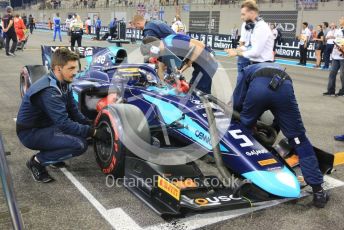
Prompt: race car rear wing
<box><xmin>41</xmin><ymin>45</ymin><xmax>127</xmax><ymax>70</ymax></box>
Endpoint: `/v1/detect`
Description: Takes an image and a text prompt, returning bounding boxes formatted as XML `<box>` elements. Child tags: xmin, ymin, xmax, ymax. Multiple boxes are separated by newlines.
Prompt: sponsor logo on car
<box><xmin>157</xmin><ymin>176</ymin><xmax>181</xmax><ymax>201</ymax></box>
<box><xmin>195</xmin><ymin>130</ymin><xmax>211</xmax><ymax>145</ymax></box>
<box><xmin>258</xmin><ymin>158</ymin><xmax>278</xmax><ymax>166</ymax></box>
<box><xmin>245</xmin><ymin>149</ymin><xmax>269</xmax><ymax>156</ymax></box>
<box><xmin>194</xmin><ymin>195</ymin><xmax>241</xmax><ymax>206</ymax></box>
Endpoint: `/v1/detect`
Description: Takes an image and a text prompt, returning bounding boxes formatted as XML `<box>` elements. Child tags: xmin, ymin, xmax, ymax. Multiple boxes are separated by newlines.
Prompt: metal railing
<box><xmin>0</xmin><ymin>133</ymin><xmax>25</xmax><ymax>230</ymax></box>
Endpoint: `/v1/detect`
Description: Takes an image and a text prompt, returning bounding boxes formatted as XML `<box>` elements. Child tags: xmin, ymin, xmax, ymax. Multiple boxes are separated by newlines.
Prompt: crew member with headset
<box><xmin>132</xmin><ymin>14</ymin><xmax>175</xmax><ymax>39</ymax></box>
<box><xmin>227</xmin><ymin>1</ymin><xmax>329</xmax><ymax>208</ymax></box>
<box><xmin>141</xmin><ymin>34</ymin><xmax>218</xmax><ymax>94</ymax></box>
<box><xmin>225</xmin><ymin>1</ymin><xmax>274</xmax><ymax>65</ymax></box>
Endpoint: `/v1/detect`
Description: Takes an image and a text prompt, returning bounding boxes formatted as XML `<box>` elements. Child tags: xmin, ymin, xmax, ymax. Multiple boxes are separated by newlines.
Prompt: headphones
<box><xmin>245</xmin><ymin>17</ymin><xmax>262</xmax><ymax>31</ymax></box>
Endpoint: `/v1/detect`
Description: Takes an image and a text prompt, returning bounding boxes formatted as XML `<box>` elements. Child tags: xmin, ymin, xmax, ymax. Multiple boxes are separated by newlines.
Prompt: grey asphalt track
<box><xmin>0</xmin><ymin>30</ymin><xmax>343</xmax><ymax>230</ymax></box>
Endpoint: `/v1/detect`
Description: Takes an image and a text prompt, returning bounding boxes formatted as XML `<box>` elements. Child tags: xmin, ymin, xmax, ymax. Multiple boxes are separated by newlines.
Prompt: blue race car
<box><xmin>19</xmin><ymin>44</ymin><xmax>335</xmax><ymax>216</ymax></box>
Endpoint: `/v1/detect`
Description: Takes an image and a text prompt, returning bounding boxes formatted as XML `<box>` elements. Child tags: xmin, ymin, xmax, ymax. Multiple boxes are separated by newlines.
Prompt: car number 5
<box><xmin>228</xmin><ymin>129</ymin><xmax>253</xmax><ymax>147</ymax></box>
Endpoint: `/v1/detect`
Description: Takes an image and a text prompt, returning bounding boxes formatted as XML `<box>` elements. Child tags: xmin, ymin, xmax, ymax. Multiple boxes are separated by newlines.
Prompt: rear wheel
<box><xmin>94</xmin><ymin>104</ymin><xmax>151</xmax><ymax>177</ymax></box>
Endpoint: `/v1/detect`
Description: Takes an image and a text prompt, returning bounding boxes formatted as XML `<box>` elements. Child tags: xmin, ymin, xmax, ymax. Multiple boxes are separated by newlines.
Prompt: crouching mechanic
<box><xmin>233</xmin><ymin>63</ymin><xmax>329</xmax><ymax>208</ymax></box>
<box><xmin>141</xmin><ymin>35</ymin><xmax>218</xmax><ymax>94</ymax></box>
<box><xmin>16</xmin><ymin>48</ymin><xmax>107</xmax><ymax>183</ymax></box>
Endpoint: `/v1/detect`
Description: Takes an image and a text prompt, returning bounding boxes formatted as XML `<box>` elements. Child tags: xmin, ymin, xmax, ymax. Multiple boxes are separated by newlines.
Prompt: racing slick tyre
<box><xmin>94</xmin><ymin>104</ymin><xmax>151</xmax><ymax>177</ymax></box>
<box><xmin>20</xmin><ymin>65</ymin><xmax>49</xmax><ymax>98</ymax></box>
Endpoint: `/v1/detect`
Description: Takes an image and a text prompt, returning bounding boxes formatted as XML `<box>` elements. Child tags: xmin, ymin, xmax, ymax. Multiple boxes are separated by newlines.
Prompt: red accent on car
<box><xmin>173</xmin><ymin>80</ymin><xmax>190</xmax><ymax>93</ymax></box>
<box><xmin>96</xmin><ymin>93</ymin><xmax>117</xmax><ymax>112</ymax></box>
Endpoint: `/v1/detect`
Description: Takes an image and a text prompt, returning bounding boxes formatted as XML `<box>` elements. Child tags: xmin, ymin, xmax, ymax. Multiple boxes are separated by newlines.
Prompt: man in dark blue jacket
<box><xmin>132</xmin><ymin>15</ymin><xmax>175</xmax><ymax>39</ymax></box>
<box><xmin>233</xmin><ymin>62</ymin><xmax>329</xmax><ymax>208</ymax></box>
<box><xmin>17</xmin><ymin>48</ymin><xmax>107</xmax><ymax>183</ymax></box>
<box><xmin>141</xmin><ymin>35</ymin><xmax>218</xmax><ymax>94</ymax></box>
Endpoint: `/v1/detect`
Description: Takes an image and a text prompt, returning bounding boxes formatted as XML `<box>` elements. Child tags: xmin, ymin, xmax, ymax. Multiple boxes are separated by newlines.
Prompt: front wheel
<box><xmin>93</xmin><ymin>104</ymin><xmax>151</xmax><ymax>177</ymax></box>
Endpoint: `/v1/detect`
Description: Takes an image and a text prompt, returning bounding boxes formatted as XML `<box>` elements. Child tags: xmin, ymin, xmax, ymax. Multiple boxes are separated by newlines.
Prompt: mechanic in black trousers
<box><xmin>132</xmin><ymin>14</ymin><xmax>175</xmax><ymax>39</ymax></box>
<box><xmin>2</xmin><ymin>6</ymin><xmax>17</xmax><ymax>56</ymax></box>
<box><xmin>226</xmin><ymin>1</ymin><xmax>328</xmax><ymax>208</ymax></box>
<box><xmin>16</xmin><ymin>48</ymin><xmax>107</xmax><ymax>183</ymax></box>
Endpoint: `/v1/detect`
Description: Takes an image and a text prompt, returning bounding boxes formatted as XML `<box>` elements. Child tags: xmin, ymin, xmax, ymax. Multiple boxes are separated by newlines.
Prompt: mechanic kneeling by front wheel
<box><xmin>16</xmin><ymin>48</ymin><xmax>106</xmax><ymax>183</ymax></box>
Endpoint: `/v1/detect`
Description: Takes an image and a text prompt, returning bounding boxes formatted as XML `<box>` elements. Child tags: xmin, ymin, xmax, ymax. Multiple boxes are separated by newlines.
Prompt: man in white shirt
<box><xmin>85</xmin><ymin>17</ymin><xmax>92</xmax><ymax>35</ymax></box>
<box><xmin>225</xmin><ymin>1</ymin><xmax>274</xmax><ymax>64</ymax></box>
<box><xmin>65</xmin><ymin>14</ymin><xmax>73</xmax><ymax>41</ymax></box>
<box><xmin>322</xmin><ymin>22</ymin><xmax>336</xmax><ymax>69</ymax></box>
<box><xmin>324</xmin><ymin>17</ymin><xmax>344</xmax><ymax>97</ymax></box>
<box><xmin>297</xmin><ymin>22</ymin><xmax>311</xmax><ymax>66</ymax></box>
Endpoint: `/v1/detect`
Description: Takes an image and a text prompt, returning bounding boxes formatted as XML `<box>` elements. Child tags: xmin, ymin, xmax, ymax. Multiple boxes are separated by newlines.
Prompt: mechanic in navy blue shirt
<box><xmin>141</xmin><ymin>34</ymin><xmax>218</xmax><ymax>94</ymax></box>
<box><xmin>233</xmin><ymin>62</ymin><xmax>329</xmax><ymax>208</ymax></box>
<box><xmin>132</xmin><ymin>14</ymin><xmax>175</xmax><ymax>39</ymax></box>
<box><xmin>16</xmin><ymin>48</ymin><xmax>107</xmax><ymax>183</ymax></box>
<box><xmin>95</xmin><ymin>17</ymin><xmax>102</xmax><ymax>40</ymax></box>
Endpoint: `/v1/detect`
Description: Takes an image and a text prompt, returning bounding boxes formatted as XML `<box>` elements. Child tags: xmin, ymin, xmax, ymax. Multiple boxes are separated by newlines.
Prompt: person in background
<box><xmin>70</xmin><ymin>14</ymin><xmax>84</xmax><ymax>48</ymax></box>
<box><xmin>65</xmin><ymin>15</ymin><xmax>73</xmax><ymax>42</ymax></box>
<box><xmin>14</xmin><ymin>14</ymin><xmax>26</xmax><ymax>42</ymax></box>
<box><xmin>48</xmin><ymin>18</ymin><xmax>53</xmax><ymax>30</ymax></box>
<box><xmin>22</xmin><ymin>14</ymin><xmax>27</xmax><ymax>27</ymax></box>
<box><xmin>85</xmin><ymin>17</ymin><xmax>92</xmax><ymax>35</ymax></box>
<box><xmin>171</xmin><ymin>15</ymin><xmax>186</xmax><ymax>34</ymax></box>
<box><xmin>270</xmin><ymin>23</ymin><xmax>278</xmax><ymax>61</ymax></box>
<box><xmin>297</xmin><ymin>22</ymin><xmax>311</xmax><ymax>66</ymax></box>
<box><xmin>313</xmin><ymin>24</ymin><xmax>324</xmax><ymax>68</ymax></box>
<box><xmin>322</xmin><ymin>22</ymin><xmax>336</xmax><ymax>70</ymax></box>
<box><xmin>95</xmin><ymin>17</ymin><xmax>102</xmax><ymax>40</ymax></box>
<box><xmin>323</xmin><ymin>17</ymin><xmax>344</xmax><ymax>97</ymax></box>
<box><xmin>53</xmin><ymin>13</ymin><xmax>62</xmax><ymax>42</ymax></box>
<box><xmin>2</xmin><ymin>6</ymin><xmax>17</xmax><ymax>56</ymax></box>
<box><xmin>109</xmin><ymin>17</ymin><xmax>117</xmax><ymax>39</ymax></box>
<box><xmin>321</xmin><ymin>22</ymin><xmax>330</xmax><ymax>63</ymax></box>
<box><xmin>231</xmin><ymin>24</ymin><xmax>239</xmax><ymax>49</ymax></box>
<box><xmin>309</xmin><ymin>25</ymin><xmax>316</xmax><ymax>41</ymax></box>
<box><xmin>28</xmin><ymin>14</ymin><xmax>35</xmax><ymax>34</ymax></box>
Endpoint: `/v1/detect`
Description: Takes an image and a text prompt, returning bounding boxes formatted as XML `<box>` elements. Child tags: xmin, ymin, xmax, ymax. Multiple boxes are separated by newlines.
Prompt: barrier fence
<box><xmin>35</xmin><ymin>22</ymin><xmax>316</xmax><ymax>60</ymax></box>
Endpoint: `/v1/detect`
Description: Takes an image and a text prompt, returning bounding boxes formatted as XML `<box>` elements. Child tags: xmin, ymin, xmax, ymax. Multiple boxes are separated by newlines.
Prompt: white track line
<box><xmin>60</xmin><ymin>167</ymin><xmax>142</xmax><ymax>230</ymax></box>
